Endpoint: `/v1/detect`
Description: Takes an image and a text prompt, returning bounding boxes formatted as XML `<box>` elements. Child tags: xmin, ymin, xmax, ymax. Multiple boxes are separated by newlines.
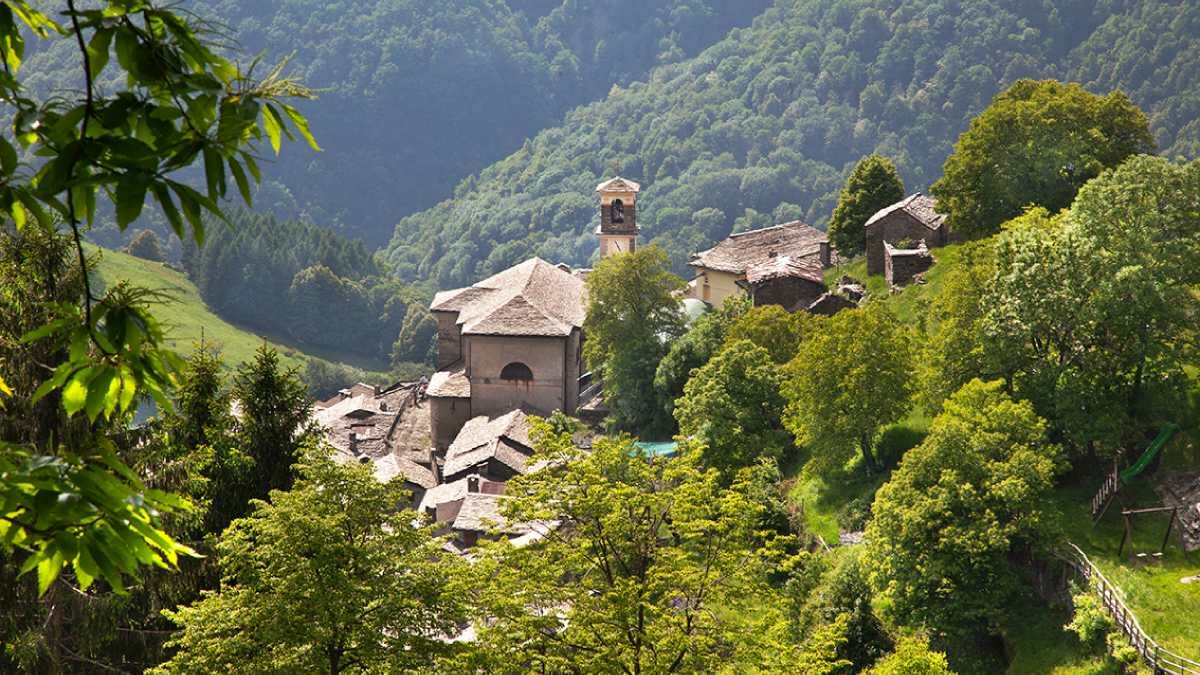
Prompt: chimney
<box><xmin>467</xmin><ymin>475</ymin><xmax>480</xmax><ymax>493</ymax></box>
<box><xmin>349</xmin><ymin>431</ymin><xmax>358</xmax><ymax>452</ymax></box>
<box><xmin>425</xmin><ymin>505</ymin><xmax>436</xmax><ymax>521</ymax></box>
<box><xmin>819</xmin><ymin>241</ymin><xmax>831</xmax><ymax>267</ymax></box>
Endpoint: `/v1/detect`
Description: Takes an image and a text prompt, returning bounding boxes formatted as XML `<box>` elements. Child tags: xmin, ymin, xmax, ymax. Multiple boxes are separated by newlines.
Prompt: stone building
<box><xmin>686</xmin><ymin>220</ymin><xmax>833</xmax><ymax>308</ymax></box>
<box><xmin>864</xmin><ymin>193</ymin><xmax>948</xmax><ymax>276</ymax></box>
<box><xmin>884</xmin><ymin>241</ymin><xmax>934</xmax><ymax>287</ymax></box>
<box><xmin>426</xmin><ymin>258</ymin><xmax>587</xmax><ymax>449</ymax></box>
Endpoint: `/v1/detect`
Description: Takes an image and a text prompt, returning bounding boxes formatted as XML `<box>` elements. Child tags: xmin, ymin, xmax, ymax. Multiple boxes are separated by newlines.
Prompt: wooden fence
<box><xmin>1058</xmin><ymin>543</ymin><xmax>1200</xmax><ymax>674</ymax></box>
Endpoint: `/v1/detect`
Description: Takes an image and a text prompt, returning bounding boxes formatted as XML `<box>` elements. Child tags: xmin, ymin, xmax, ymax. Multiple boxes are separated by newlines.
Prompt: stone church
<box><xmin>425</xmin><ymin>177</ymin><xmax>640</xmax><ymax>448</ymax></box>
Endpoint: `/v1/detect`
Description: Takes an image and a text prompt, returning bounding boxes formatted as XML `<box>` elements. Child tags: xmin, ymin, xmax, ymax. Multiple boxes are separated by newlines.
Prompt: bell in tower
<box><xmin>594</xmin><ymin>176</ymin><xmax>640</xmax><ymax>258</ymax></box>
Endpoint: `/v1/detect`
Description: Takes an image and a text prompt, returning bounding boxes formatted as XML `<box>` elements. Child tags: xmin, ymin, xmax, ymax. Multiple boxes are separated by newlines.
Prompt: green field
<box><xmin>88</xmin><ymin>245</ymin><xmax>389</xmax><ymax>379</ymax></box>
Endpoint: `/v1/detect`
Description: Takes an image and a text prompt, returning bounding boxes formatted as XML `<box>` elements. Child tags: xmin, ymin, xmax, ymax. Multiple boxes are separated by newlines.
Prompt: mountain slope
<box><xmin>381</xmin><ymin>0</ymin><xmax>1200</xmax><ymax>285</ymax></box>
<box><xmin>26</xmin><ymin>0</ymin><xmax>769</xmax><ymax>246</ymax></box>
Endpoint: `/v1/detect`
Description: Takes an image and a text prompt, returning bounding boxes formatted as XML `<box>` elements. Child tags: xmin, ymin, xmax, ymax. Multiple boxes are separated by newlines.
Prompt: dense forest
<box><xmin>19</xmin><ymin>0</ymin><xmax>769</xmax><ymax>247</ymax></box>
<box><xmin>382</xmin><ymin>0</ymin><xmax>1200</xmax><ymax>283</ymax></box>
<box><xmin>181</xmin><ymin>210</ymin><xmax>428</xmax><ymax>365</ymax></box>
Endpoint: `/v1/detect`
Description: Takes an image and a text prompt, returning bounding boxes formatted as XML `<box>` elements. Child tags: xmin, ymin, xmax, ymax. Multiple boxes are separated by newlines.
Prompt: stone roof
<box><xmin>690</xmin><ymin>221</ymin><xmax>828</xmax><ymax>276</ymax></box>
<box><xmin>418</xmin><ymin>477</ymin><xmax>472</xmax><ymax>514</ymax></box>
<box><xmin>372</xmin><ymin>454</ymin><xmax>437</xmax><ymax>489</ymax></box>
<box><xmin>595</xmin><ymin>176</ymin><xmax>640</xmax><ymax>194</ymax></box>
<box><xmin>427</xmin><ymin>361</ymin><xmax>470</xmax><ymax>398</ymax></box>
<box><xmin>452</xmin><ymin>493</ymin><xmax>528</xmax><ymax>534</ymax></box>
<box><xmin>430</xmin><ymin>258</ymin><xmax>586</xmax><ymax>337</ymax></box>
<box><xmin>801</xmin><ymin>292</ymin><xmax>858</xmax><ymax>316</ymax></box>
<box><xmin>741</xmin><ymin>255</ymin><xmax>824</xmax><ymax>286</ymax></box>
<box><xmin>864</xmin><ymin>193</ymin><xmax>946</xmax><ymax>231</ymax></box>
<box><xmin>443</xmin><ymin>410</ymin><xmax>534</xmax><ymax>478</ymax></box>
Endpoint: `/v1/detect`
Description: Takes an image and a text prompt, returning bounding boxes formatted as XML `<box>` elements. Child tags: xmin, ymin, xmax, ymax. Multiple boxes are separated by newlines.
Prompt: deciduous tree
<box><xmin>725</xmin><ymin>303</ymin><xmax>812</xmax><ymax>364</ymax></box>
<box><xmin>865</xmin><ymin>379</ymin><xmax>1062</xmax><ymax>635</ymax></box>
<box><xmin>781</xmin><ymin>305</ymin><xmax>913</xmax><ymax>475</ymax></box>
<box><xmin>675</xmin><ymin>339</ymin><xmax>789</xmax><ymax>475</ymax></box>
<box><xmin>461</xmin><ymin>426</ymin><xmax>775</xmax><ymax>672</ymax></box>
<box><xmin>652</xmin><ymin>295</ymin><xmax>748</xmax><ymax>423</ymax></box>
<box><xmin>932</xmin><ymin>79</ymin><xmax>1154</xmax><ymax>237</ymax></box>
<box><xmin>157</xmin><ymin>453</ymin><xmax>467</xmax><ymax>674</ymax></box>
<box><xmin>584</xmin><ymin>246</ymin><xmax>685</xmax><ymax>433</ymax></box>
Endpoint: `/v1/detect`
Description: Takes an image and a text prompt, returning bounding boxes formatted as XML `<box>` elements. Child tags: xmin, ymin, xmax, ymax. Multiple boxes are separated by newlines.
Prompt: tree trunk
<box><xmin>861</xmin><ymin>433</ymin><xmax>877</xmax><ymax>475</ymax></box>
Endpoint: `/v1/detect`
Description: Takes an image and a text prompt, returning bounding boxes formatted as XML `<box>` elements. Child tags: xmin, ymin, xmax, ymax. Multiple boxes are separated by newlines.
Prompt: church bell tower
<box><xmin>595</xmin><ymin>176</ymin><xmax>640</xmax><ymax>258</ymax></box>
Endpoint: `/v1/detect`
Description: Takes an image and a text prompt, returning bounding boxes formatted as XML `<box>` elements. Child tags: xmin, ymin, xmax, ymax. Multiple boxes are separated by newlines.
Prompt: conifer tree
<box><xmin>824</xmin><ymin>154</ymin><xmax>905</xmax><ymax>258</ymax></box>
<box><xmin>232</xmin><ymin>345</ymin><xmax>314</xmax><ymax>496</ymax></box>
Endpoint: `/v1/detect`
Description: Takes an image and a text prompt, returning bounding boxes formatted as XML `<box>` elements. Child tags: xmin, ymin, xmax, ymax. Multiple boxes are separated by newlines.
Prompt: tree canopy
<box><xmin>828</xmin><ymin>155</ymin><xmax>905</xmax><ymax>257</ymax></box>
<box><xmin>865</xmin><ymin>379</ymin><xmax>1063</xmax><ymax>635</ymax></box>
<box><xmin>583</xmin><ymin>246</ymin><xmax>685</xmax><ymax>434</ymax></box>
<box><xmin>932</xmin><ymin>79</ymin><xmax>1154</xmax><ymax>237</ymax></box>
<box><xmin>157</xmin><ymin>454</ymin><xmax>467</xmax><ymax>674</ymax></box>
<box><xmin>781</xmin><ymin>305</ymin><xmax>913</xmax><ymax>475</ymax></box>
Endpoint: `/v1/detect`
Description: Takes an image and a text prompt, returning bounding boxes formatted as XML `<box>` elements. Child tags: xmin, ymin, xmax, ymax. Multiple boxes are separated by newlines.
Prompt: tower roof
<box><xmin>595</xmin><ymin>176</ymin><xmax>641</xmax><ymax>194</ymax></box>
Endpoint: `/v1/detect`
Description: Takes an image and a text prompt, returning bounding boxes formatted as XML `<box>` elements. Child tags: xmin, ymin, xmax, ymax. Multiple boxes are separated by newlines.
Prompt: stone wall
<box><xmin>433</xmin><ymin>310</ymin><xmax>462</xmax><ymax>368</ymax></box>
<box><xmin>431</xmin><ymin>395</ymin><xmax>472</xmax><ymax>450</ymax></box>
<box><xmin>866</xmin><ymin>211</ymin><xmax>947</xmax><ymax>276</ymax></box>
<box><xmin>750</xmin><ymin>276</ymin><xmax>826</xmax><ymax>311</ymax></box>
<box><xmin>884</xmin><ymin>241</ymin><xmax>934</xmax><ymax>286</ymax></box>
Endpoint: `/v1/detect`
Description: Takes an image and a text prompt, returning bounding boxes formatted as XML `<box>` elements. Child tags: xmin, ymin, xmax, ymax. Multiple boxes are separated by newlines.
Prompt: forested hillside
<box><xmin>23</xmin><ymin>0</ymin><xmax>767</xmax><ymax>246</ymax></box>
<box><xmin>382</xmin><ymin>0</ymin><xmax>1200</xmax><ymax>285</ymax></box>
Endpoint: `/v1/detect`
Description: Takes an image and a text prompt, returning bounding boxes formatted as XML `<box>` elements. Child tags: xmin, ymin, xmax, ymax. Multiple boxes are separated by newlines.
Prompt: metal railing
<box><xmin>1058</xmin><ymin>543</ymin><xmax>1200</xmax><ymax>674</ymax></box>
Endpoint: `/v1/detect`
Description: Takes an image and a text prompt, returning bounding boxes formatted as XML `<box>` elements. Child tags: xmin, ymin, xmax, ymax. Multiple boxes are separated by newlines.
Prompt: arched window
<box><xmin>500</xmin><ymin>362</ymin><xmax>534</xmax><ymax>381</ymax></box>
<box><xmin>611</xmin><ymin>199</ymin><xmax>624</xmax><ymax>223</ymax></box>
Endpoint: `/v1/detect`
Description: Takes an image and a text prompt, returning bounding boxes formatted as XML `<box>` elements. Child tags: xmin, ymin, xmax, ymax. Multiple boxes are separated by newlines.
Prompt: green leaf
<box><xmin>86</xmin><ymin>27</ymin><xmax>112</xmax><ymax>79</ymax></box>
<box><xmin>115</xmin><ymin>172</ymin><xmax>149</xmax><ymax>229</ymax></box>
<box><xmin>0</xmin><ymin>136</ymin><xmax>17</xmax><ymax>175</ymax></box>
<box><xmin>0</xmin><ymin>374</ymin><xmax>10</xmax><ymax>397</ymax></box>
<box><xmin>280</xmin><ymin>103</ymin><xmax>320</xmax><ymax>151</ymax></box>
<box><xmin>152</xmin><ymin>183</ymin><xmax>184</xmax><ymax>238</ymax></box>
<box><xmin>227</xmin><ymin>155</ymin><xmax>252</xmax><ymax>205</ymax></box>
<box><xmin>36</xmin><ymin>544</ymin><xmax>64</xmax><ymax>596</ymax></box>
<box><xmin>62</xmin><ymin>367</ymin><xmax>96</xmax><ymax>416</ymax></box>
<box><xmin>84</xmin><ymin>368</ymin><xmax>116</xmax><ymax>422</ymax></box>
<box><xmin>202</xmin><ymin>146</ymin><xmax>224</xmax><ymax>200</ymax></box>
<box><xmin>261</xmin><ymin>103</ymin><xmax>282</xmax><ymax>155</ymax></box>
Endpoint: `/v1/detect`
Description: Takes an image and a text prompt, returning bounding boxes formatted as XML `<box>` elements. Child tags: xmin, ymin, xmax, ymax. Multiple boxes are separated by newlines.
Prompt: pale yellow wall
<box><xmin>687</xmin><ymin>268</ymin><xmax>747</xmax><ymax>307</ymax></box>
<box><xmin>599</xmin><ymin>234</ymin><xmax>636</xmax><ymax>257</ymax></box>
<box><xmin>466</xmin><ymin>335</ymin><xmax>575</xmax><ymax>418</ymax></box>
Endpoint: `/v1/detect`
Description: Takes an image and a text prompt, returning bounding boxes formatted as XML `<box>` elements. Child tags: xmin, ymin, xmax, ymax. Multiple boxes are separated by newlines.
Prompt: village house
<box><xmin>685</xmin><ymin>220</ymin><xmax>834</xmax><ymax>309</ymax></box>
<box><xmin>884</xmin><ymin>240</ymin><xmax>934</xmax><ymax>287</ymax></box>
<box><xmin>864</xmin><ymin>193</ymin><xmax>948</xmax><ymax>276</ymax></box>
<box><xmin>425</xmin><ymin>259</ymin><xmax>587</xmax><ymax>449</ymax></box>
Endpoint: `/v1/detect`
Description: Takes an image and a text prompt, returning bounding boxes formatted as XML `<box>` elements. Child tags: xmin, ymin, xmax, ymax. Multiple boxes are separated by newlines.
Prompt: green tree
<box><xmin>232</xmin><ymin>345</ymin><xmax>313</xmax><ymax>498</ymax></box>
<box><xmin>652</xmin><ymin>295</ymin><xmax>748</xmax><ymax>423</ymax></box>
<box><xmin>125</xmin><ymin>229</ymin><xmax>167</xmax><ymax>262</ymax></box>
<box><xmin>867</xmin><ymin>636</ymin><xmax>953</xmax><ymax>675</ymax></box>
<box><xmin>462</xmin><ymin>425</ymin><xmax>775</xmax><ymax>672</ymax></box>
<box><xmin>157</xmin><ymin>453</ymin><xmax>466</xmax><ymax>674</ymax></box>
<box><xmin>865</xmin><ymin>379</ymin><xmax>1062</xmax><ymax>635</ymax></box>
<box><xmin>919</xmin><ymin>239</ymin><xmax>997</xmax><ymax>411</ymax></box>
<box><xmin>675</xmin><ymin>340</ymin><xmax>789</xmax><ymax>476</ymax></box>
<box><xmin>793</xmin><ymin>548</ymin><xmax>893</xmax><ymax>671</ymax></box>
<box><xmin>583</xmin><ymin>246</ymin><xmax>685</xmax><ymax>433</ymax></box>
<box><xmin>827</xmin><ymin>155</ymin><xmax>905</xmax><ymax>258</ymax></box>
<box><xmin>0</xmin><ymin>0</ymin><xmax>316</xmax><ymax>591</ymax></box>
<box><xmin>392</xmin><ymin>303</ymin><xmax>438</xmax><ymax>367</ymax></box>
<box><xmin>781</xmin><ymin>305</ymin><xmax>913</xmax><ymax>475</ymax></box>
<box><xmin>725</xmin><ymin>303</ymin><xmax>812</xmax><ymax>364</ymax></box>
<box><xmin>982</xmin><ymin>178</ymin><xmax>1197</xmax><ymax>452</ymax></box>
<box><xmin>932</xmin><ymin>79</ymin><xmax>1154</xmax><ymax>237</ymax></box>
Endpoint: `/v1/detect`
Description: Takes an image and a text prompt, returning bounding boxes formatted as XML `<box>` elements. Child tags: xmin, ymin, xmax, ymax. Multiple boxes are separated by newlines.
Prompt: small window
<box><xmin>611</xmin><ymin>199</ymin><xmax>625</xmax><ymax>224</ymax></box>
<box><xmin>500</xmin><ymin>362</ymin><xmax>534</xmax><ymax>381</ymax></box>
